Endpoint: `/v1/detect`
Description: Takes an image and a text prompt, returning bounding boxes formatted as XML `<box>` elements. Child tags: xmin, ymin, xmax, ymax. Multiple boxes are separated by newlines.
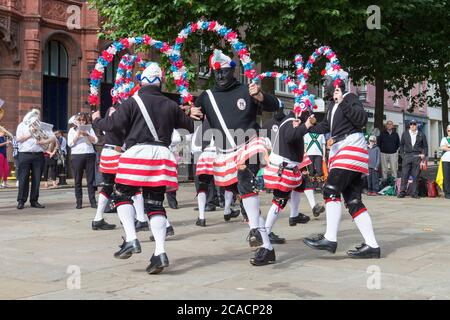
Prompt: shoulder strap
<box><xmin>132</xmin><ymin>94</ymin><xmax>160</xmax><ymax>142</ymax></box>
<box><xmin>206</xmin><ymin>90</ymin><xmax>236</xmax><ymax>148</ymax></box>
<box><xmin>272</xmin><ymin>118</ymin><xmax>295</xmax><ymax>152</ymax></box>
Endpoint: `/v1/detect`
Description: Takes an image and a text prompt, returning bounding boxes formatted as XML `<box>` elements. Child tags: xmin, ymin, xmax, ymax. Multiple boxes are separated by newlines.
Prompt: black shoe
<box><xmin>246</xmin><ymin>228</ymin><xmax>263</xmax><ymax>247</ymax></box>
<box><xmin>30</xmin><ymin>202</ymin><xmax>45</xmax><ymax>209</ymax></box>
<box><xmin>195</xmin><ymin>218</ymin><xmax>206</xmax><ymax>227</ymax></box>
<box><xmin>92</xmin><ymin>219</ymin><xmax>116</xmax><ymax>230</ymax></box>
<box><xmin>114</xmin><ymin>238</ymin><xmax>141</xmax><ymax>259</ymax></box>
<box><xmin>303</xmin><ymin>234</ymin><xmax>337</xmax><ymax>253</ymax></box>
<box><xmin>250</xmin><ymin>247</ymin><xmax>276</xmax><ymax>266</ymax></box>
<box><xmin>347</xmin><ymin>244</ymin><xmax>381</xmax><ymax>259</ymax></box>
<box><xmin>135</xmin><ymin>220</ymin><xmax>149</xmax><ymax>232</ymax></box>
<box><xmin>205</xmin><ymin>204</ymin><xmax>216</xmax><ymax>212</ymax></box>
<box><xmin>289</xmin><ymin>213</ymin><xmax>310</xmax><ymax>226</ymax></box>
<box><xmin>168</xmin><ymin>202</ymin><xmax>178</xmax><ymax>209</ymax></box>
<box><xmin>76</xmin><ymin>204</ymin><xmax>82</xmax><ymax>209</ymax></box>
<box><xmin>411</xmin><ymin>194</ymin><xmax>420</xmax><ymax>199</ymax></box>
<box><xmin>17</xmin><ymin>202</ymin><xmax>24</xmax><ymax>210</ymax></box>
<box><xmin>397</xmin><ymin>192</ymin><xmax>406</xmax><ymax>198</ymax></box>
<box><xmin>149</xmin><ymin>226</ymin><xmax>175</xmax><ymax>241</ymax></box>
<box><xmin>224</xmin><ymin>208</ymin><xmax>240</xmax><ymax>221</ymax></box>
<box><xmin>146</xmin><ymin>253</ymin><xmax>169</xmax><ymax>274</ymax></box>
<box><xmin>90</xmin><ymin>203</ymin><xmax>97</xmax><ymax>209</ymax></box>
<box><xmin>268</xmin><ymin>232</ymin><xmax>286</xmax><ymax>244</ymax></box>
<box><xmin>312</xmin><ymin>204</ymin><xmax>325</xmax><ymax>217</ymax></box>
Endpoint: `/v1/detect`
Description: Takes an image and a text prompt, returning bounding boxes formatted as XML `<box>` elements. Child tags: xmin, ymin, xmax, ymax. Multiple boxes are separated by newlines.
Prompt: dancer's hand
<box><xmin>92</xmin><ymin>111</ymin><xmax>101</xmax><ymax>121</ymax></box>
<box><xmin>249</xmin><ymin>83</ymin><xmax>263</xmax><ymax>101</ymax></box>
<box><xmin>190</xmin><ymin>107</ymin><xmax>203</xmax><ymax>120</ymax></box>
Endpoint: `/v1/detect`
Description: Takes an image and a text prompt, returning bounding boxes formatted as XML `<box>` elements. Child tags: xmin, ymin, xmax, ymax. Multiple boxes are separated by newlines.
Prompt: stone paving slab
<box><xmin>0</xmin><ymin>183</ymin><xmax>449</xmax><ymax>300</ymax></box>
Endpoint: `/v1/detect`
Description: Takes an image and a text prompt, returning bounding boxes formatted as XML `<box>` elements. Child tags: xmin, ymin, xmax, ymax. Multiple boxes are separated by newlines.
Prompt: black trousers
<box><xmin>166</xmin><ymin>191</ymin><xmax>177</xmax><ymax>207</ymax></box>
<box><xmin>400</xmin><ymin>154</ymin><xmax>421</xmax><ymax>196</ymax></box>
<box><xmin>115</xmin><ymin>184</ymin><xmax>166</xmax><ymax>217</ymax></box>
<box><xmin>195</xmin><ymin>173</ymin><xmax>218</xmax><ymax>205</ymax></box>
<box><xmin>325</xmin><ymin>168</ymin><xmax>366</xmax><ymax>217</ymax></box>
<box><xmin>443</xmin><ymin>161</ymin><xmax>450</xmax><ymax>197</ymax></box>
<box><xmin>71</xmin><ymin>153</ymin><xmax>96</xmax><ymax>205</ymax></box>
<box><xmin>17</xmin><ymin>152</ymin><xmax>45</xmax><ymax>203</ymax></box>
<box><xmin>43</xmin><ymin>157</ymin><xmax>57</xmax><ymax>181</ymax></box>
<box><xmin>308</xmin><ymin>155</ymin><xmax>324</xmax><ymax>176</ymax></box>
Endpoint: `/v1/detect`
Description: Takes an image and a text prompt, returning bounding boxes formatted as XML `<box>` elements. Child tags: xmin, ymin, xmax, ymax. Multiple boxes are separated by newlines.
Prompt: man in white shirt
<box><xmin>16</xmin><ymin>109</ymin><xmax>50</xmax><ymax>209</ymax></box>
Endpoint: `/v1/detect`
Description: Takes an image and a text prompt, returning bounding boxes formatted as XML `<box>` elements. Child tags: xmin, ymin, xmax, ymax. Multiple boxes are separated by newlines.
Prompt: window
<box><xmin>44</xmin><ymin>40</ymin><xmax>68</xmax><ymax>78</ymax></box>
<box><xmin>393</xmin><ymin>98</ymin><xmax>400</xmax><ymax>108</ymax></box>
<box><xmin>198</xmin><ymin>40</ymin><xmax>210</xmax><ymax>78</ymax></box>
<box><xmin>274</xmin><ymin>59</ymin><xmax>293</xmax><ymax>95</ymax></box>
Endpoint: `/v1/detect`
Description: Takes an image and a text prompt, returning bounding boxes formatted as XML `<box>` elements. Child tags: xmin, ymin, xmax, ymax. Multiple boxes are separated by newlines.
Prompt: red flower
<box><xmin>89</xmin><ymin>94</ymin><xmax>99</xmax><ymax>106</ymax></box>
<box><xmin>161</xmin><ymin>43</ymin><xmax>170</xmax><ymax>53</ymax></box>
<box><xmin>208</xmin><ymin>21</ymin><xmax>216</xmax><ymax>31</ymax></box>
<box><xmin>225</xmin><ymin>31</ymin><xmax>237</xmax><ymax>41</ymax></box>
<box><xmin>334</xmin><ymin>79</ymin><xmax>342</xmax><ymax>87</ymax></box>
<box><xmin>102</xmin><ymin>50</ymin><xmax>114</xmax><ymax>63</ymax></box>
<box><xmin>213</xmin><ymin>62</ymin><xmax>221</xmax><ymax>70</ymax></box>
<box><xmin>238</xmin><ymin>48</ymin><xmax>249</xmax><ymax>58</ymax></box>
<box><xmin>244</xmin><ymin>70</ymin><xmax>256</xmax><ymax>79</ymax></box>
<box><xmin>191</xmin><ymin>23</ymin><xmax>198</xmax><ymax>33</ymax></box>
<box><xmin>175</xmin><ymin>60</ymin><xmax>184</xmax><ymax>69</ymax></box>
<box><xmin>183</xmin><ymin>95</ymin><xmax>193</xmax><ymax>104</ymax></box>
<box><xmin>91</xmin><ymin>69</ymin><xmax>103</xmax><ymax>80</ymax></box>
<box><xmin>176</xmin><ymin>37</ymin><xmax>184</xmax><ymax>44</ymax></box>
<box><xmin>143</xmin><ymin>35</ymin><xmax>151</xmax><ymax>45</ymax></box>
<box><xmin>321</xmin><ymin>69</ymin><xmax>326</xmax><ymax>76</ymax></box>
<box><xmin>120</xmin><ymin>38</ymin><xmax>130</xmax><ymax>48</ymax></box>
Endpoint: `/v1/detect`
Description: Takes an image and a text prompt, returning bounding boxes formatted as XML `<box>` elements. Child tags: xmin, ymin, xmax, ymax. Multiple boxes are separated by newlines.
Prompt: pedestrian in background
<box><xmin>0</xmin><ymin>129</ymin><xmax>11</xmax><ymax>188</ymax></box>
<box><xmin>398</xmin><ymin>120</ymin><xmax>428</xmax><ymax>199</ymax></box>
<box><xmin>440</xmin><ymin>124</ymin><xmax>450</xmax><ymax>199</ymax></box>
<box><xmin>367</xmin><ymin>135</ymin><xmax>380</xmax><ymax>195</ymax></box>
<box><xmin>378</xmin><ymin>120</ymin><xmax>400</xmax><ymax>180</ymax></box>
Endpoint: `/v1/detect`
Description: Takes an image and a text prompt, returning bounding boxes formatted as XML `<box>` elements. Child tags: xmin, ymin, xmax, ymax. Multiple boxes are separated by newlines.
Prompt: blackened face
<box><xmin>214</xmin><ymin>67</ymin><xmax>235</xmax><ymax>88</ymax></box>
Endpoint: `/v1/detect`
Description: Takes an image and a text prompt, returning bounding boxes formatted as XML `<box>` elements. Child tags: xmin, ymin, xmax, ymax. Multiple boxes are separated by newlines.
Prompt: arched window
<box><xmin>43</xmin><ymin>40</ymin><xmax>69</xmax><ymax>130</ymax></box>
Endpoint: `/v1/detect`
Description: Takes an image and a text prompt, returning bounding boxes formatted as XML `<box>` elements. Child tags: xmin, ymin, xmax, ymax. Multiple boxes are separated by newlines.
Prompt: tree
<box><xmin>89</xmin><ymin>0</ymin><xmax>448</xmax><ymax>133</ymax></box>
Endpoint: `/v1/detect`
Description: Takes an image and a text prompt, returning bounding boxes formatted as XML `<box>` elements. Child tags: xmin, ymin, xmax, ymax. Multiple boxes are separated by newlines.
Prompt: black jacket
<box><xmin>309</xmin><ymin>93</ymin><xmax>367</xmax><ymax>137</ymax></box>
<box><xmin>378</xmin><ymin>130</ymin><xmax>400</xmax><ymax>154</ymax></box>
<box><xmin>272</xmin><ymin>111</ymin><xmax>308</xmax><ymax>163</ymax></box>
<box><xmin>92</xmin><ymin>85</ymin><xmax>194</xmax><ymax>148</ymax></box>
<box><xmin>195</xmin><ymin>81</ymin><xmax>279</xmax><ymax>149</ymax></box>
<box><xmin>399</xmin><ymin>130</ymin><xmax>428</xmax><ymax>157</ymax></box>
<box><xmin>93</xmin><ymin>107</ymin><xmax>127</xmax><ymax>146</ymax></box>
<box><xmin>261</xmin><ymin>118</ymin><xmax>283</xmax><ymax>142</ymax></box>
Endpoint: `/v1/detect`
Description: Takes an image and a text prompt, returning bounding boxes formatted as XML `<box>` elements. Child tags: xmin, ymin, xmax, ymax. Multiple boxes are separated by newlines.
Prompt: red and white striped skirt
<box><xmin>213</xmin><ymin>137</ymin><xmax>269</xmax><ymax>187</ymax></box>
<box><xmin>99</xmin><ymin>148</ymin><xmax>122</xmax><ymax>174</ymax></box>
<box><xmin>263</xmin><ymin>153</ymin><xmax>303</xmax><ymax>192</ymax></box>
<box><xmin>115</xmin><ymin>144</ymin><xmax>178</xmax><ymax>191</ymax></box>
<box><xmin>195</xmin><ymin>146</ymin><xmax>217</xmax><ymax>176</ymax></box>
<box><xmin>328</xmin><ymin>133</ymin><xmax>369</xmax><ymax>175</ymax></box>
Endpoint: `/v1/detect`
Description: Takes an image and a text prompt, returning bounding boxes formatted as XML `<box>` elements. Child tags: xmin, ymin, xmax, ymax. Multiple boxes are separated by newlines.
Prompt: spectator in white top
<box><xmin>440</xmin><ymin>124</ymin><xmax>450</xmax><ymax>199</ymax></box>
<box><xmin>68</xmin><ymin>113</ymin><xmax>98</xmax><ymax>209</ymax></box>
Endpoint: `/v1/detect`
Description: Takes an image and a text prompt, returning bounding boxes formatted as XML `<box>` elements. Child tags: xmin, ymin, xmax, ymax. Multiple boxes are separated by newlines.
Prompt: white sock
<box><xmin>132</xmin><ymin>193</ymin><xmax>147</xmax><ymax>223</ymax></box>
<box><xmin>289</xmin><ymin>191</ymin><xmax>301</xmax><ymax>218</ymax></box>
<box><xmin>224</xmin><ymin>190</ymin><xmax>233</xmax><ymax>215</ymax></box>
<box><xmin>265</xmin><ymin>203</ymin><xmax>281</xmax><ymax>234</ymax></box>
<box><xmin>117</xmin><ymin>204</ymin><xmax>137</xmax><ymax>242</ymax></box>
<box><xmin>94</xmin><ymin>193</ymin><xmax>109</xmax><ymax>222</ymax></box>
<box><xmin>198</xmin><ymin>192</ymin><xmax>207</xmax><ymax>220</ymax></box>
<box><xmin>304</xmin><ymin>189</ymin><xmax>316</xmax><ymax>209</ymax></box>
<box><xmin>324</xmin><ymin>200</ymin><xmax>342</xmax><ymax>242</ymax></box>
<box><xmin>242</xmin><ymin>195</ymin><xmax>260</xmax><ymax>229</ymax></box>
<box><xmin>259</xmin><ymin>216</ymin><xmax>273</xmax><ymax>250</ymax></box>
<box><xmin>150</xmin><ymin>215</ymin><xmax>167</xmax><ymax>256</ymax></box>
<box><xmin>354</xmin><ymin>211</ymin><xmax>379</xmax><ymax>248</ymax></box>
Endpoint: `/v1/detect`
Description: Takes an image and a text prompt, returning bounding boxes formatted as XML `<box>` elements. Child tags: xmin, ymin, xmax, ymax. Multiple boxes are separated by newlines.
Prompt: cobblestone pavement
<box><xmin>0</xmin><ymin>183</ymin><xmax>449</xmax><ymax>300</ymax></box>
